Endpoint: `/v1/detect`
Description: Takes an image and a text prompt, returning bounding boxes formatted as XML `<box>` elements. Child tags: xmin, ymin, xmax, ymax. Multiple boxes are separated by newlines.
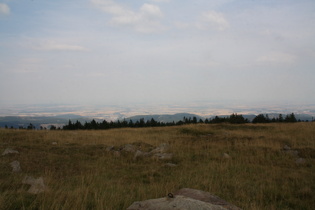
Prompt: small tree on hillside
<box><xmin>285</xmin><ymin>113</ymin><xmax>297</xmax><ymax>122</ymax></box>
<box><xmin>229</xmin><ymin>113</ymin><xmax>247</xmax><ymax>124</ymax></box>
<box><xmin>27</xmin><ymin>123</ymin><xmax>35</xmax><ymax>130</ymax></box>
<box><xmin>252</xmin><ymin>114</ymin><xmax>270</xmax><ymax>123</ymax></box>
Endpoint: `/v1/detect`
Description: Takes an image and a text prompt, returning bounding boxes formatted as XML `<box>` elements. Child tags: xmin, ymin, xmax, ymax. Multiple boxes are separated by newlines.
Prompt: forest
<box><xmin>59</xmin><ymin>113</ymin><xmax>300</xmax><ymax>130</ymax></box>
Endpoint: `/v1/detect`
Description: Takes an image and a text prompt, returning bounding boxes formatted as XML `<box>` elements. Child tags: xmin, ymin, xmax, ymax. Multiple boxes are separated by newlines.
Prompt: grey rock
<box><xmin>106</xmin><ymin>145</ymin><xmax>115</xmax><ymax>151</ymax></box>
<box><xmin>2</xmin><ymin>148</ymin><xmax>19</xmax><ymax>156</ymax></box>
<box><xmin>153</xmin><ymin>153</ymin><xmax>173</xmax><ymax>160</ymax></box>
<box><xmin>22</xmin><ymin>176</ymin><xmax>47</xmax><ymax>194</ymax></box>
<box><xmin>52</xmin><ymin>142</ymin><xmax>58</xmax><ymax>145</ymax></box>
<box><xmin>133</xmin><ymin>150</ymin><xmax>150</xmax><ymax>160</ymax></box>
<box><xmin>174</xmin><ymin>188</ymin><xmax>242</xmax><ymax>210</ymax></box>
<box><xmin>283</xmin><ymin>145</ymin><xmax>291</xmax><ymax>150</ymax></box>
<box><xmin>222</xmin><ymin>153</ymin><xmax>231</xmax><ymax>159</ymax></box>
<box><xmin>165</xmin><ymin>163</ymin><xmax>177</xmax><ymax>167</ymax></box>
<box><xmin>127</xmin><ymin>195</ymin><xmax>226</xmax><ymax>210</ymax></box>
<box><xmin>10</xmin><ymin>160</ymin><xmax>21</xmax><ymax>172</ymax></box>
<box><xmin>127</xmin><ymin>188</ymin><xmax>242</xmax><ymax>210</ymax></box>
<box><xmin>122</xmin><ymin>144</ymin><xmax>137</xmax><ymax>153</ymax></box>
<box><xmin>150</xmin><ymin>143</ymin><xmax>170</xmax><ymax>154</ymax></box>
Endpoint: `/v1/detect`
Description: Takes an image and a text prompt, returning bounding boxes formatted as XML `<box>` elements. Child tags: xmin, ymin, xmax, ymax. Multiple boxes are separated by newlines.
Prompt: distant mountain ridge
<box><xmin>0</xmin><ymin>115</ymin><xmax>91</xmax><ymax>129</ymax></box>
<box><xmin>0</xmin><ymin>113</ymin><xmax>314</xmax><ymax>129</ymax></box>
<box><xmin>124</xmin><ymin>113</ymin><xmax>204</xmax><ymax>123</ymax></box>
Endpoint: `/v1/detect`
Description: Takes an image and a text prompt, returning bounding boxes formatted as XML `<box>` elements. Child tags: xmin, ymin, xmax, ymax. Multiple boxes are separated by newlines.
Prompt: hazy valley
<box><xmin>1</xmin><ymin>103</ymin><xmax>315</xmax><ymax>129</ymax></box>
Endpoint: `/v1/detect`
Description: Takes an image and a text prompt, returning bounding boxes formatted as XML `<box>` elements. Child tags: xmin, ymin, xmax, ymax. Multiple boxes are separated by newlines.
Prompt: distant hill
<box><xmin>0</xmin><ymin>115</ymin><xmax>90</xmax><ymax>129</ymax></box>
<box><xmin>124</xmin><ymin>113</ymin><xmax>204</xmax><ymax>123</ymax></box>
<box><xmin>1</xmin><ymin>112</ymin><xmax>314</xmax><ymax>129</ymax></box>
<box><xmin>207</xmin><ymin>114</ymin><xmax>257</xmax><ymax>122</ymax></box>
<box><xmin>262</xmin><ymin>113</ymin><xmax>314</xmax><ymax>122</ymax></box>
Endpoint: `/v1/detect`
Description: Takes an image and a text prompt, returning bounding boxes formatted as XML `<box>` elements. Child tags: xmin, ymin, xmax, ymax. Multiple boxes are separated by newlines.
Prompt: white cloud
<box><xmin>140</xmin><ymin>3</ymin><xmax>163</xmax><ymax>19</ymax></box>
<box><xmin>256</xmin><ymin>52</ymin><xmax>297</xmax><ymax>65</ymax></box>
<box><xmin>91</xmin><ymin>0</ymin><xmax>165</xmax><ymax>33</ymax></box>
<box><xmin>197</xmin><ymin>11</ymin><xmax>229</xmax><ymax>31</ymax></box>
<box><xmin>174</xmin><ymin>10</ymin><xmax>229</xmax><ymax>31</ymax></box>
<box><xmin>0</xmin><ymin>3</ymin><xmax>10</xmax><ymax>15</ymax></box>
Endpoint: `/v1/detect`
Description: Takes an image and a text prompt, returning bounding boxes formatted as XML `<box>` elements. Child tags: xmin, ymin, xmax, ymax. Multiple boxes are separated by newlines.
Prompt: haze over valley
<box><xmin>1</xmin><ymin>102</ymin><xmax>315</xmax><ymax>128</ymax></box>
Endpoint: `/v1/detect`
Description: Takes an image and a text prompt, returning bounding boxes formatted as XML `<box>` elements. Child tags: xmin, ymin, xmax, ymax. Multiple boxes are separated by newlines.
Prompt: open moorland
<box><xmin>0</xmin><ymin>123</ymin><xmax>314</xmax><ymax>209</ymax></box>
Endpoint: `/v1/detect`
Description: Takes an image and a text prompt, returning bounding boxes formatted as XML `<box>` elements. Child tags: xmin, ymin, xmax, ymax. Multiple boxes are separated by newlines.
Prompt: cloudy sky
<box><xmin>1</xmin><ymin>0</ymin><xmax>315</xmax><ymax>107</ymax></box>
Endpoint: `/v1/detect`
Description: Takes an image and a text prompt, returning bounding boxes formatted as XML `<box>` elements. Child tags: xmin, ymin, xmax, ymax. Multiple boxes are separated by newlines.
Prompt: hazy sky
<box><xmin>1</xmin><ymin>0</ymin><xmax>315</xmax><ymax>106</ymax></box>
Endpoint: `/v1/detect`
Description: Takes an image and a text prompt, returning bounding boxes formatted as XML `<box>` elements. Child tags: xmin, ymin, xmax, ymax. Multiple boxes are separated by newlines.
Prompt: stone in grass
<box><xmin>133</xmin><ymin>150</ymin><xmax>151</xmax><ymax>160</ymax></box>
<box><xmin>222</xmin><ymin>153</ymin><xmax>231</xmax><ymax>159</ymax></box>
<box><xmin>164</xmin><ymin>163</ymin><xmax>177</xmax><ymax>167</ymax></box>
<box><xmin>10</xmin><ymin>160</ymin><xmax>21</xmax><ymax>172</ymax></box>
<box><xmin>283</xmin><ymin>145</ymin><xmax>291</xmax><ymax>151</ymax></box>
<box><xmin>2</xmin><ymin>148</ymin><xmax>19</xmax><ymax>156</ymax></box>
<box><xmin>153</xmin><ymin>153</ymin><xmax>173</xmax><ymax>160</ymax></box>
<box><xmin>22</xmin><ymin>176</ymin><xmax>47</xmax><ymax>194</ymax></box>
<box><xmin>127</xmin><ymin>195</ymin><xmax>226</xmax><ymax>210</ymax></box>
<box><xmin>174</xmin><ymin>188</ymin><xmax>242</xmax><ymax>210</ymax></box>
<box><xmin>127</xmin><ymin>188</ymin><xmax>242</xmax><ymax>210</ymax></box>
<box><xmin>150</xmin><ymin>143</ymin><xmax>170</xmax><ymax>154</ymax></box>
<box><xmin>122</xmin><ymin>144</ymin><xmax>137</xmax><ymax>153</ymax></box>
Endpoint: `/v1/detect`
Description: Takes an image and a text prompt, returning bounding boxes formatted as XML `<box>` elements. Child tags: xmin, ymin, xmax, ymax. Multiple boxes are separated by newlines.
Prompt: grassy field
<box><xmin>0</xmin><ymin>123</ymin><xmax>314</xmax><ymax>209</ymax></box>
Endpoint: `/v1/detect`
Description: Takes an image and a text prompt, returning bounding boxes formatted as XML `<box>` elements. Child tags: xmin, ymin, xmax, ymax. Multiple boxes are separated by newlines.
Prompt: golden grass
<box><xmin>0</xmin><ymin>123</ymin><xmax>314</xmax><ymax>209</ymax></box>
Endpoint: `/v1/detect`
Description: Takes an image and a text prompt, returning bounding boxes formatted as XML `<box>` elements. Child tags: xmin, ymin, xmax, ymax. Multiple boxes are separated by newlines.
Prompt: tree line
<box><xmin>4</xmin><ymin>113</ymin><xmax>310</xmax><ymax>130</ymax></box>
<box><xmin>61</xmin><ymin>113</ymin><xmax>300</xmax><ymax>130</ymax></box>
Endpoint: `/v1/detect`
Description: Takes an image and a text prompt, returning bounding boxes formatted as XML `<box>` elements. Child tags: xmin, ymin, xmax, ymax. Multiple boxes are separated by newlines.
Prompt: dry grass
<box><xmin>0</xmin><ymin>123</ymin><xmax>314</xmax><ymax>209</ymax></box>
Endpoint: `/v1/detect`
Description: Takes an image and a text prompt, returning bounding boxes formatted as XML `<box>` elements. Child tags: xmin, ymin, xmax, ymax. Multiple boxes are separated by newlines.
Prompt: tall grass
<box><xmin>0</xmin><ymin>123</ymin><xmax>314</xmax><ymax>209</ymax></box>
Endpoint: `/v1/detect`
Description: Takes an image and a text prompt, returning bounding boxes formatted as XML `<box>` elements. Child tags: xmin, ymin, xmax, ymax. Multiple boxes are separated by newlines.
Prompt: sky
<box><xmin>1</xmin><ymin>0</ymin><xmax>315</xmax><ymax>107</ymax></box>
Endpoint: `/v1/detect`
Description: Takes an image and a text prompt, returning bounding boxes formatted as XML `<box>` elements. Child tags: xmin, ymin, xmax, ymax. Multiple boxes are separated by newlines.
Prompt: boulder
<box><xmin>164</xmin><ymin>163</ymin><xmax>177</xmax><ymax>167</ymax></box>
<box><xmin>22</xmin><ymin>176</ymin><xmax>47</xmax><ymax>194</ymax></box>
<box><xmin>175</xmin><ymin>188</ymin><xmax>242</xmax><ymax>210</ymax></box>
<box><xmin>127</xmin><ymin>188</ymin><xmax>241</xmax><ymax>210</ymax></box>
<box><xmin>133</xmin><ymin>150</ymin><xmax>150</xmax><ymax>160</ymax></box>
<box><xmin>222</xmin><ymin>153</ymin><xmax>231</xmax><ymax>159</ymax></box>
<box><xmin>153</xmin><ymin>153</ymin><xmax>173</xmax><ymax>160</ymax></box>
<box><xmin>127</xmin><ymin>195</ymin><xmax>226</xmax><ymax>210</ymax></box>
<box><xmin>122</xmin><ymin>144</ymin><xmax>137</xmax><ymax>153</ymax></box>
<box><xmin>10</xmin><ymin>160</ymin><xmax>21</xmax><ymax>172</ymax></box>
<box><xmin>2</xmin><ymin>148</ymin><xmax>19</xmax><ymax>156</ymax></box>
<box><xmin>150</xmin><ymin>143</ymin><xmax>170</xmax><ymax>154</ymax></box>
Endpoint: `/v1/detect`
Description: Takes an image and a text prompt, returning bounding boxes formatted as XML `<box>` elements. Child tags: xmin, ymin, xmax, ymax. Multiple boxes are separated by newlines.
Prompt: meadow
<box><xmin>0</xmin><ymin>123</ymin><xmax>314</xmax><ymax>209</ymax></box>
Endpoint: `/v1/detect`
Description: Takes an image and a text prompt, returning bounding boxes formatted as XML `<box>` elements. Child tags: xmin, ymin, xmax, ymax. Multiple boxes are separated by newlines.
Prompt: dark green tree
<box><xmin>252</xmin><ymin>114</ymin><xmax>270</xmax><ymax>123</ymax></box>
<box><xmin>50</xmin><ymin>125</ymin><xmax>57</xmax><ymax>130</ymax></box>
<box><xmin>229</xmin><ymin>113</ymin><xmax>247</xmax><ymax>124</ymax></box>
<box><xmin>285</xmin><ymin>113</ymin><xmax>297</xmax><ymax>122</ymax></box>
<box><xmin>27</xmin><ymin>123</ymin><xmax>35</xmax><ymax>130</ymax></box>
